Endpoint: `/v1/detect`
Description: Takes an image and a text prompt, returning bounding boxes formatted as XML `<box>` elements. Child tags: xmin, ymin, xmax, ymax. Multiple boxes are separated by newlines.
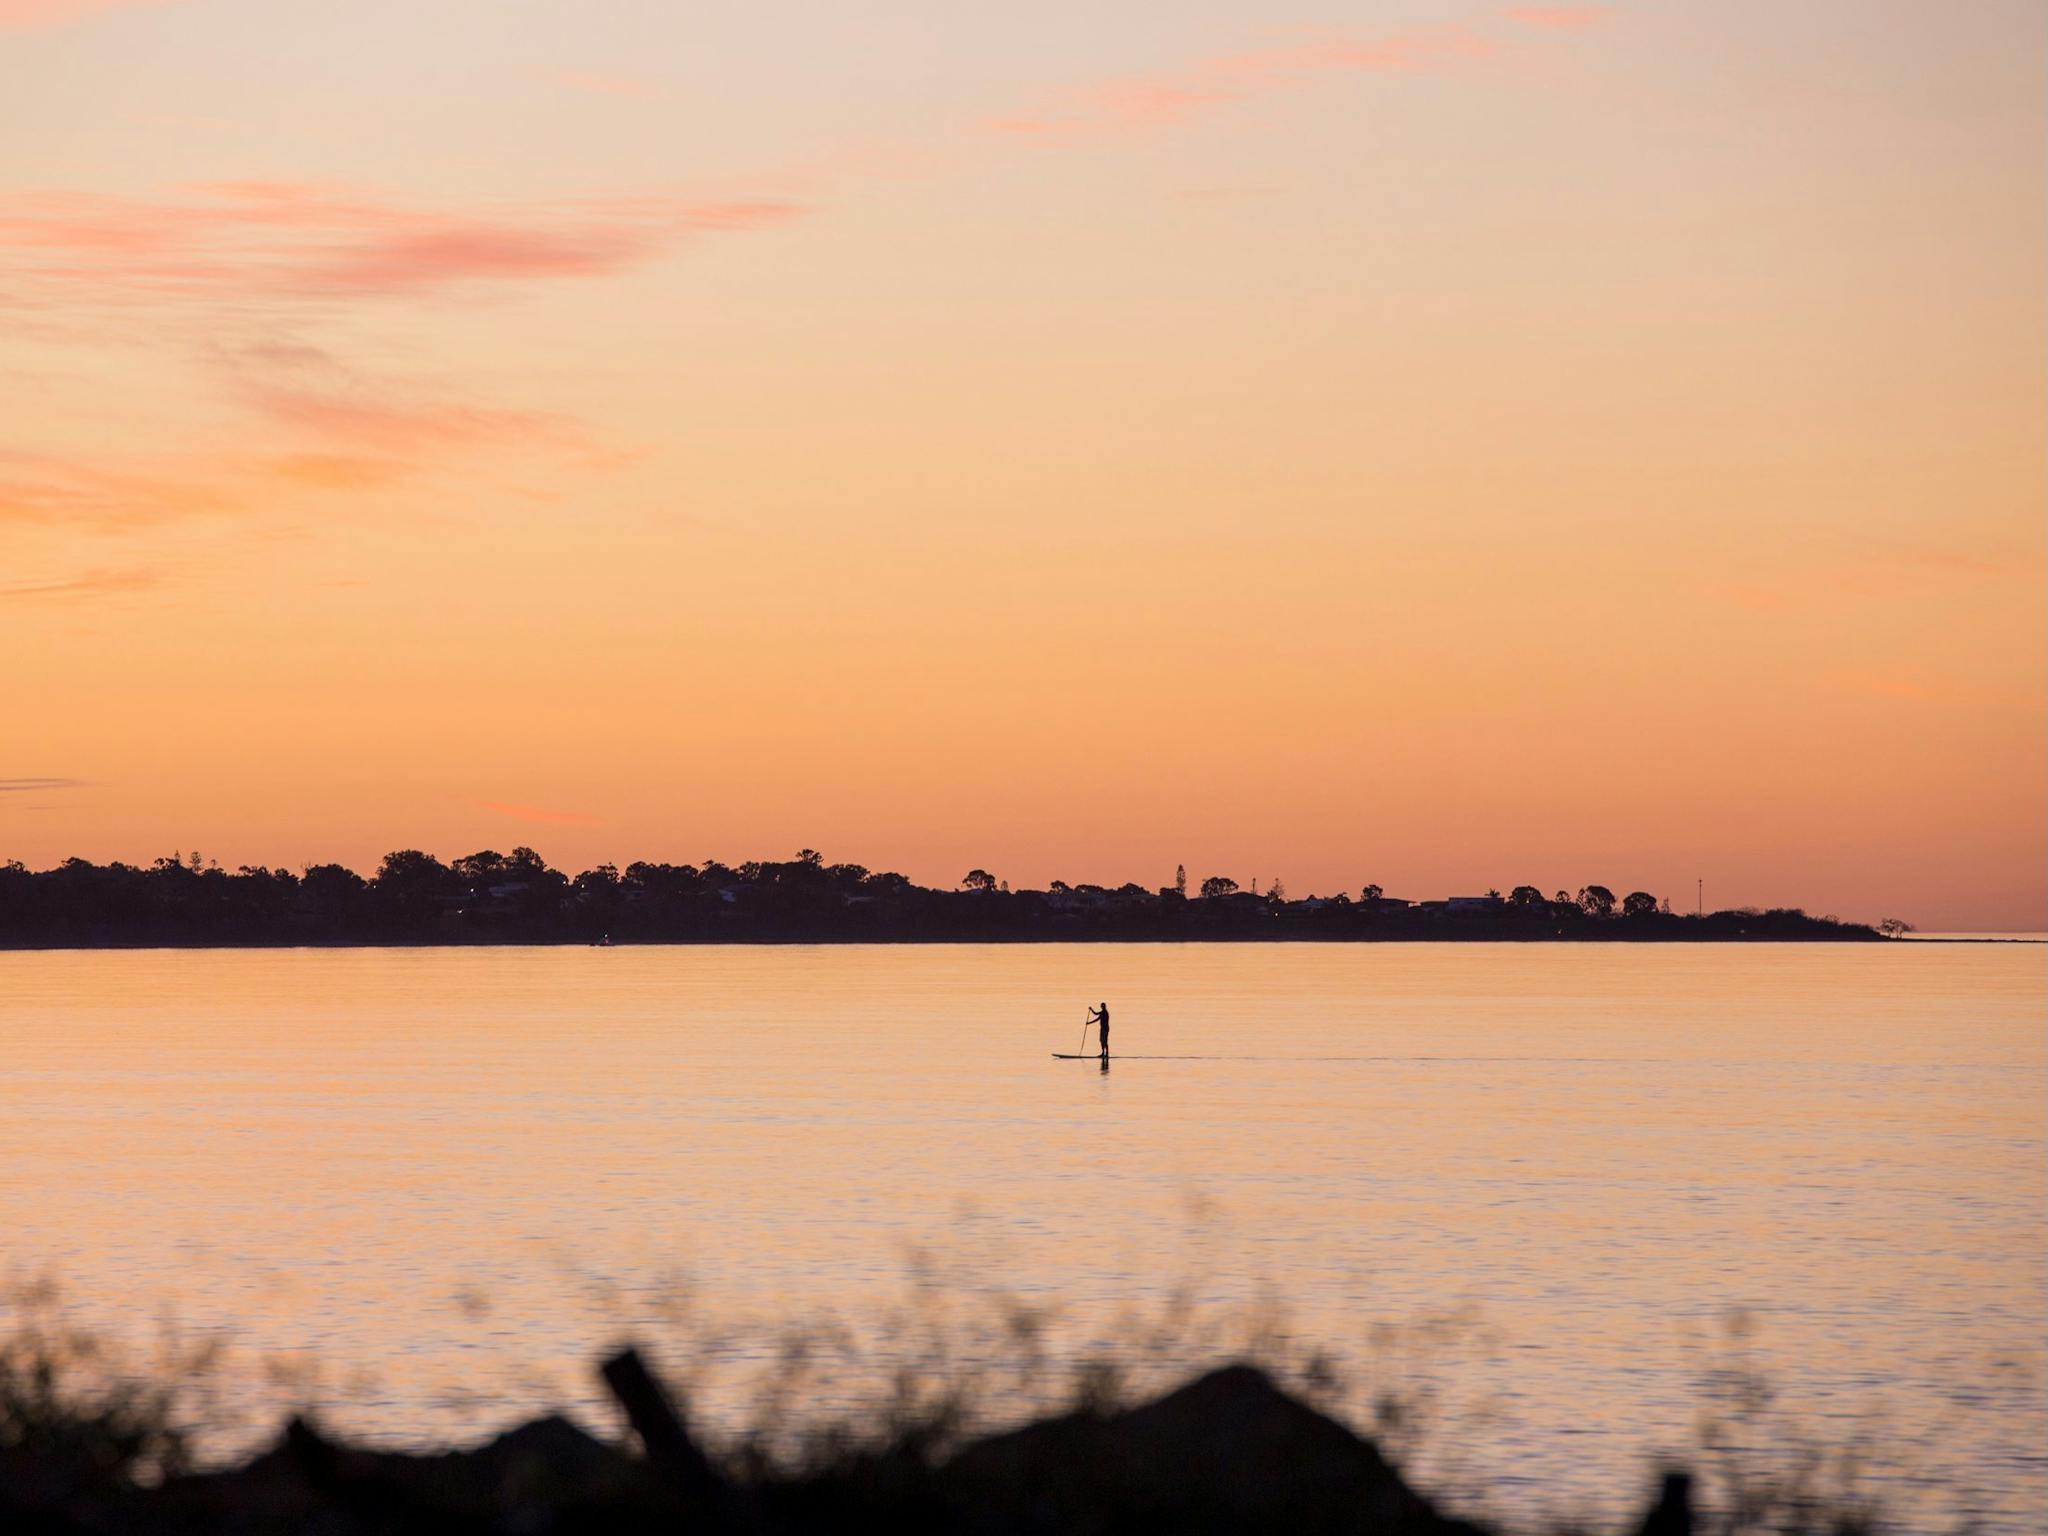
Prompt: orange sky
<box><xmin>2</xmin><ymin>1</ymin><xmax>2042</xmax><ymax>929</ymax></box>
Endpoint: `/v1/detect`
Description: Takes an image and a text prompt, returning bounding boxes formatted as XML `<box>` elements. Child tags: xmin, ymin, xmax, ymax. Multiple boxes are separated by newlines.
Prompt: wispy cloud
<box><xmin>0</xmin><ymin>331</ymin><xmax>602</xmax><ymax>538</ymax></box>
<box><xmin>220</xmin><ymin>339</ymin><xmax>584</xmax><ymax>457</ymax></box>
<box><xmin>262</xmin><ymin>452</ymin><xmax>405</xmax><ymax>491</ymax></box>
<box><xmin>0</xmin><ymin>396</ymin><xmax>566</xmax><ymax>535</ymax></box>
<box><xmin>0</xmin><ymin>180</ymin><xmax>800</xmax><ymax>304</ymax></box>
<box><xmin>989</xmin><ymin>23</ymin><xmax>1494</xmax><ymax>139</ymax></box>
<box><xmin>0</xmin><ymin>776</ymin><xmax>88</xmax><ymax>791</ymax></box>
<box><xmin>1706</xmin><ymin>532</ymin><xmax>2032</xmax><ymax>613</ymax></box>
<box><xmin>0</xmin><ymin>567</ymin><xmax>160</xmax><ymax>600</ymax></box>
<box><xmin>0</xmin><ymin>452</ymin><xmax>232</xmax><ymax>530</ymax></box>
<box><xmin>253</xmin><ymin>392</ymin><xmax>566</xmax><ymax>452</ymax></box>
<box><xmin>1827</xmin><ymin>533</ymin><xmax>2018</xmax><ymax>593</ymax></box>
<box><xmin>1812</xmin><ymin>534</ymin><xmax>2027</xmax><ymax>603</ymax></box>
<box><xmin>481</xmin><ymin>800</ymin><xmax>606</xmax><ymax>828</ymax></box>
<box><xmin>0</xmin><ymin>180</ymin><xmax>796</xmax><ymax>557</ymax></box>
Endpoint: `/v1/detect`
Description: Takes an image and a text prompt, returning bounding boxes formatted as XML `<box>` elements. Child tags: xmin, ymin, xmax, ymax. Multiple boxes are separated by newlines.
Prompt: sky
<box><xmin>1</xmin><ymin>0</ymin><xmax>2042</xmax><ymax>930</ymax></box>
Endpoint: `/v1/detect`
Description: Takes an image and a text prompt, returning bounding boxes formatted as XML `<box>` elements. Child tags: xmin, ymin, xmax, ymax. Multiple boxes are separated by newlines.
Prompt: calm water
<box><xmin>2</xmin><ymin>943</ymin><xmax>2043</xmax><ymax>1527</ymax></box>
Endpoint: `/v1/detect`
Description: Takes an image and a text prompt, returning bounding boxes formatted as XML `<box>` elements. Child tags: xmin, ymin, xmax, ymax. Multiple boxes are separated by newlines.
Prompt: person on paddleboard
<box><xmin>1087</xmin><ymin>1002</ymin><xmax>1109</xmax><ymax>1058</ymax></box>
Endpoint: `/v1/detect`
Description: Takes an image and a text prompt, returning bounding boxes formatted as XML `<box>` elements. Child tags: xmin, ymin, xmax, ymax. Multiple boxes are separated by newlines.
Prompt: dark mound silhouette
<box><xmin>930</xmin><ymin>1363</ymin><xmax>1481</xmax><ymax>1535</ymax></box>
<box><xmin>3</xmin><ymin>1348</ymin><xmax>1700</xmax><ymax>1536</ymax></box>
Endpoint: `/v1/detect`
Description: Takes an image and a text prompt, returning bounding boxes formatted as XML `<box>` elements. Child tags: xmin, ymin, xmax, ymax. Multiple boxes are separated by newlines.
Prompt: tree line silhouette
<box><xmin>0</xmin><ymin>847</ymin><xmax>1887</xmax><ymax>947</ymax></box>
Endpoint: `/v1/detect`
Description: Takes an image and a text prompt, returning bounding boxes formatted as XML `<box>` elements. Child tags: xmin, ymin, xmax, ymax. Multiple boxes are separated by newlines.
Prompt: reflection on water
<box><xmin>2</xmin><ymin>943</ymin><xmax>2042</xmax><ymax>1527</ymax></box>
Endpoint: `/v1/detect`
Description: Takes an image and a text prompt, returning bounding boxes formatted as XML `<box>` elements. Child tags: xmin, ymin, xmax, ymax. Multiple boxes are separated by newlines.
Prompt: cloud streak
<box><xmin>3</xmin><ymin>12</ymin><xmax>1597</xmax><ymax>598</ymax></box>
<box><xmin>0</xmin><ymin>776</ymin><xmax>88</xmax><ymax>791</ymax></box>
<box><xmin>989</xmin><ymin>23</ymin><xmax>1494</xmax><ymax>139</ymax></box>
<box><xmin>1706</xmin><ymin>532</ymin><xmax>2033</xmax><ymax>614</ymax></box>
<box><xmin>0</xmin><ymin>334</ymin><xmax>601</xmax><ymax>537</ymax></box>
<box><xmin>220</xmin><ymin>339</ymin><xmax>585</xmax><ymax>457</ymax></box>
<box><xmin>0</xmin><ymin>181</ymin><xmax>790</xmax><ymax>552</ymax></box>
<box><xmin>0</xmin><ymin>181</ymin><xmax>800</xmax><ymax>304</ymax></box>
<box><xmin>0</xmin><ymin>452</ymin><xmax>232</xmax><ymax>530</ymax></box>
<box><xmin>0</xmin><ymin>567</ymin><xmax>161</xmax><ymax>600</ymax></box>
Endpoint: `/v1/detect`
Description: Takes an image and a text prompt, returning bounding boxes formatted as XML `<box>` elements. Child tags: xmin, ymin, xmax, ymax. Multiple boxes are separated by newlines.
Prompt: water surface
<box><xmin>2</xmin><ymin>943</ymin><xmax>2041</xmax><ymax>1527</ymax></box>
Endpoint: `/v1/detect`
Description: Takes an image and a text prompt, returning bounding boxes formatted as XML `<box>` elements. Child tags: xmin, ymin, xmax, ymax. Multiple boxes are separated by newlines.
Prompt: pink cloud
<box><xmin>1507</xmin><ymin>6</ymin><xmax>1607</xmax><ymax>31</ymax></box>
<box><xmin>991</xmin><ymin>23</ymin><xmax>1494</xmax><ymax>139</ymax></box>
<box><xmin>262</xmin><ymin>452</ymin><xmax>405</xmax><ymax>490</ymax></box>
<box><xmin>250</xmin><ymin>382</ymin><xmax>573</xmax><ymax>455</ymax></box>
<box><xmin>1824</xmin><ymin>535</ymin><xmax>2024</xmax><ymax>599</ymax></box>
<box><xmin>0</xmin><ymin>181</ymin><xmax>800</xmax><ymax>302</ymax></box>
<box><xmin>481</xmin><ymin>801</ymin><xmax>606</xmax><ymax>828</ymax></box>
<box><xmin>217</xmin><ymin>338</ymin><xmax>588</xmax><ymax>460</ymax></box>
<box><xmin>0</xmin><ymin>451</ymin><xmax>236</xmax><ymax>530</ymax></box>
<box><xmin>0</xmin><ymin>146</ymin><xmax>791</xmax><ymax>608</ymax></box>
<box><xmin>0</xmin><ymin>358</ymin><xmax>575</xmax><ymax>534</ymax></box>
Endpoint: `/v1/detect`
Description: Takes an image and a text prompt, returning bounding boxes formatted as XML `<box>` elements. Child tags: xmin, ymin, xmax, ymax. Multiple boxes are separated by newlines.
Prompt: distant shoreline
<box><xmin>1</xmin><ymin>932</ymin><xmax>1900</xmax><ymax>954</ymax></box>
<box><xmin>1</xmin><ymin>851</ymin><xmax>1894</xmax><ymax>948</ymax></box>
<box><xmin>1900</xmin><ymin>935</ymin><xmax>2047</xmax><ymax>944</ymax></box>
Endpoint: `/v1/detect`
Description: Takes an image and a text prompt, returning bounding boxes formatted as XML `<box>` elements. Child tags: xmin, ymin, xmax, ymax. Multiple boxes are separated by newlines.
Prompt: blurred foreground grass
<box><xmin>2</xmin><ymin>1268</ymin><xmax>1964</xmax><ymax>1535</ymax></box>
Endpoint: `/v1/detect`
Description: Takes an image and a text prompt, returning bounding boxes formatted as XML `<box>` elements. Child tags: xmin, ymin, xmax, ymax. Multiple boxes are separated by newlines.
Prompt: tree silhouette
<box><xmin>300</xmin><ymin>863</ymin><xmax>366</xmax><ymax>920</ymax></box>
<box><xmin>376</xmin><ymin>849</ymin><xmax>453</xmax><ymax>892</ymax></box>
<box><xmin>452</xmin><ymin>851</ymin><xmax>510</xmax><ymax>893</ymax></box>
<box><xmin>373</xmin><ymin>850</ymin><xmax>460</xmax><ymax>923</ymax></box>
<box><xmin>0</xmin><ymin>849</ymin><xmax>1883</xmax><ymax>946</ymax></box>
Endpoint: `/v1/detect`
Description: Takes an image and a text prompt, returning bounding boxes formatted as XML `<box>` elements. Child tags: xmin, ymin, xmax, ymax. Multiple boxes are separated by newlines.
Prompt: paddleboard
<box><xmin>1051</xmin><ymin>1053</ymin><xmax>1108</xmax><ymax>1059</ymax></box>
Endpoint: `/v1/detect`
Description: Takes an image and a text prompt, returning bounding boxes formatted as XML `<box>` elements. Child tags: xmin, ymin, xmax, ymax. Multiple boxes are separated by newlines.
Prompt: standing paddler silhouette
<box><xmin>1086</xmin><ymin>1001</ymin><xmax>1109</xmax><ymax>1060</ymax></box>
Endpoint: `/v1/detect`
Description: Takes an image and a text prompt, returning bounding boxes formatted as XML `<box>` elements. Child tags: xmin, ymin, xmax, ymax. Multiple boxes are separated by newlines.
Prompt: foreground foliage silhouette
<box><xmin>3</xmin><ymin>1336</ymin><xmax>1880</xmax><ymax>1536</ymax></box>
<box><xmin>0</xmin><ymin>849</ymin><xmax>1883</xmax><ymax>947</ymax></box>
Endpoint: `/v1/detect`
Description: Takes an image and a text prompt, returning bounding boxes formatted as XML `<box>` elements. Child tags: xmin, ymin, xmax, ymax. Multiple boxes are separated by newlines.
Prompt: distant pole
<box><xmin>1697</xmin><ymin>878</ymin><xmax>1702</xmax><ymax>917</ymax></box>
